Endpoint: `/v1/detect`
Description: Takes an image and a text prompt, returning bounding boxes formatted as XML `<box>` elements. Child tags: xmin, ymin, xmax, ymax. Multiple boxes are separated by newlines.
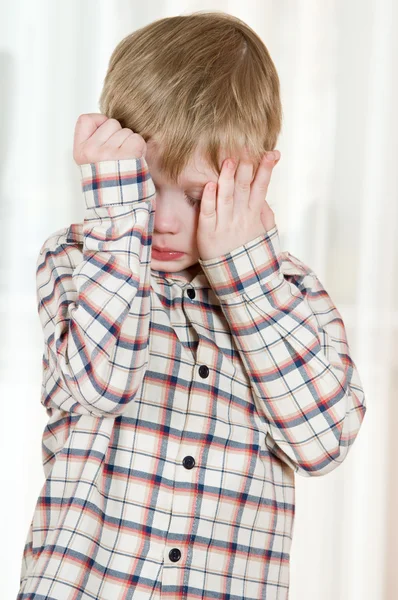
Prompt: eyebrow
<box><xmin>153</xmin><ymin>173</ymin><xmax>207</xmax><ymax>189</ymax></box>
<box><xmin>179</xmin><ymin>179</ymin><xmax>214</xmax><ymax>188</ymax></box>
<box><xmin>174</xmin><ymin>182</ymin><xmax>206</xmax><ymax>191</ymax></box>
<box><xmin>185</xmin><ymin>182</ymin><xmax>207</xmax><ymax>188</ymax></box>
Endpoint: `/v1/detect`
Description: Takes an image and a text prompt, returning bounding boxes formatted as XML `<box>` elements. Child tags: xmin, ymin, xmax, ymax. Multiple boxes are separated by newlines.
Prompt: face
<box><xmin>145</xmin><ymin>139</ymin><xmax>228</xmax><ymax>275</ymax></box>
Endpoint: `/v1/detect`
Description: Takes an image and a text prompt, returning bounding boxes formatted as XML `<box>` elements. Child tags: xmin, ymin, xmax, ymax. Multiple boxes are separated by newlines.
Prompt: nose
<box><xmin>153</xmin><ymin>193</ymin><xmax>181</xmax><ymax>234</ymax></box>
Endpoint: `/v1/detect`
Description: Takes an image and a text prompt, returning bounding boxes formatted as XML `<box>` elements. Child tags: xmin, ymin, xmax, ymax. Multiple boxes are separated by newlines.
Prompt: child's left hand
<box><xmin>197</xmin><ymin>149</ymin><xmax>280</xmax><ymax>261</ymax></box>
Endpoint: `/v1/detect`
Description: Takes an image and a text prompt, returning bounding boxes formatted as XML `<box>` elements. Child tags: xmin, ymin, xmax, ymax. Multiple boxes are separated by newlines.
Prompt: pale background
<box><xmin>1</xmin><ymin>0</ymin><xmax>397</xmax><ymax>598</ymax></box>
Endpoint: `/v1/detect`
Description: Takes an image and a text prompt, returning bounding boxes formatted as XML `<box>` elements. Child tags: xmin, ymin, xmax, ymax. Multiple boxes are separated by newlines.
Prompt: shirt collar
<box><xmin>151</xmin><ymin>268</ymin><xmax>209</xmax><ymax>289</ymax></box>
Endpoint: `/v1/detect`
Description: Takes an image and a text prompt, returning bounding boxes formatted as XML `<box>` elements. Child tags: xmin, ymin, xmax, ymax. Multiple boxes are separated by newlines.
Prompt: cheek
<box><xmin>191</xmin><ymin>204</ymin><xmax>201</xmax><ymax>229</ymax></box>
<box><xmin>183</xmin><ymin>206</ymin><xmax>200</xmax><ymax>245</ymax></box>
<box><xmin>182</xmin><ymin>200</ymin><xmax>200</xmax><ymax>221</ymax></box>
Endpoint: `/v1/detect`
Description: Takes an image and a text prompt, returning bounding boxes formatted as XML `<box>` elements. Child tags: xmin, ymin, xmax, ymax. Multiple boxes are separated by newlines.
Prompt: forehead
<box><xmin>146</xmin><ymin>138</ymin><xmax>235</xmax><ymax>185</ymax></box>
<box><xmin>179</xmin><ymin>145</ymin><xmax>226</xmax><ymax>184</ymax></box>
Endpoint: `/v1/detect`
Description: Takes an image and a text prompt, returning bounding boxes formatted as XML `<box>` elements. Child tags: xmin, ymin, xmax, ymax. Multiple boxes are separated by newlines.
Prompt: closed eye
<box><xmin>184</xmin><ymin>193</ymin><xmax>202</xmax><ymax>207</ymax></box>
<box><xmin>153</xmin><ymin>183</ymin><xmax>201</xmax><ymax>208</ymax></box>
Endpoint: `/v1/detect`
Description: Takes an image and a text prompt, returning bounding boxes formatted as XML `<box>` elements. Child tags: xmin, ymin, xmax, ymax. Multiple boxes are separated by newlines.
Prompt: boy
<box><xmin>17</xmin><ymin>11</ymin><xmax>367</xmax><ymax>600</ymax></box>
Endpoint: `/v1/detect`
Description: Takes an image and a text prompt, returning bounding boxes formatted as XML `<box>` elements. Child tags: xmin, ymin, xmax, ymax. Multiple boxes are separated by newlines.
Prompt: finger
<box><xmin>249</xmin><ymin>151</ymin><xmax>279</xmax><ymax>210</ymax></box>
<box><xmin>198</xmin><ymin>181</ymin><xmax>217</xmax><ymax>230</ymax></box>
<box><xmin>119</xmin><ymin>131</ymin><xmax>147</xmax><ymax>158</ymax></box>
<box><xmin>89</xmin><ymin>117</ymin><xmax>123</xmax><ymax>146</ymax></box>
<box><xmin>73</xmin><ymin>113</ymin><xmax>109</xmax><ymax>148</ymax></box>
<box><xmin>216</xmin><ymin>158</ymin><xmax>238</xmax><ymax>228</ymax></box>
<box><xmin>272</xmin><ymin>150</ymin><xmax>281</xmax><ymax>166</ymax></box>
<box><xmin>104</xmin><ymin>128</ymin><xmax>134</xmax><ymax>148</ymax></box>
<box><xmin>233</xmin><ymin>147</ymin><xmax>253</xmax><ymax>210</ymax></box>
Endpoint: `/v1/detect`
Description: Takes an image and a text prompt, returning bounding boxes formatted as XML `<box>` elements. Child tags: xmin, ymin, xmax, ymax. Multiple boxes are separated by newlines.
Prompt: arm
<box><xmin>199</xmin><ymin>224</ymin><xmax>367</xmax><ymax>477</ymax></box>
<box><xmin>37</xmin><ymin>157</ymin><xmax>156</xmax><ymax>417</ymax></box>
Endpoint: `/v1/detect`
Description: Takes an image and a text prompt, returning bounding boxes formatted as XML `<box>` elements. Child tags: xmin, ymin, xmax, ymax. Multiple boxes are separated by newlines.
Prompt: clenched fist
<box><xmin>73</xmin><ymin>113</ymin><xmax>147</xmax><ymax>166</ymax></box>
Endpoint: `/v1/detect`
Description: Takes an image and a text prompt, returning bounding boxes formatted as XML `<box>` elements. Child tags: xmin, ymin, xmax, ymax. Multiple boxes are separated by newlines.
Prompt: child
<box><xmin>17</xmin><ymin>11</ymin><xmax>367</xmax><ymax>600</ymax></box>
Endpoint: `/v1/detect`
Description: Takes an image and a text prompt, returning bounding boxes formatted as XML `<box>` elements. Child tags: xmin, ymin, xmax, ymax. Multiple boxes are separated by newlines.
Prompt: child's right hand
<box><xmin>73</xmin><ymin>113</ymin><xmax>147</xmax><ymax>166</ymax></box>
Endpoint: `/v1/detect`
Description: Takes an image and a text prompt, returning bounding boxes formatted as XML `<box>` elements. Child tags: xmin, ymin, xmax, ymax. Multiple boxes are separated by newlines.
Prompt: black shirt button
<box><xmin>182</xmin><ymin>455</ymin><xmax>195</xmax><ymax>469</ymax></box>
<box><xmin>199</xmin><ymin>365</ymin><xmax>209</xmax><ymax>378</ymax></box>
<box><xmin>169</xmin><ymin>547</ymin><xmax>181</xmax><ymax>562</ymax></box>
<box><xmin>187</xmin><ymin>288</ymin><xmax>196</xmax><ymax>299</ymax></box>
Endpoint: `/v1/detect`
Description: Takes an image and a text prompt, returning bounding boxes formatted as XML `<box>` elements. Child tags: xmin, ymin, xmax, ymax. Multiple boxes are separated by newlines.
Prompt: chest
<box><xmin>149</xmin><ymin>281</ymin><xmax>248</xmax><ymax>383</ymax></box>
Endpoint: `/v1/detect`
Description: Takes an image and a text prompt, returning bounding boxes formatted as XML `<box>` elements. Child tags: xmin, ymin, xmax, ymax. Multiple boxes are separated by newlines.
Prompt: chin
<box><xmin>151</xmin><ymin>257</ymin><xmax>199</xmax><ymax>272</ymax></box>
<box><xmin>151</xmin><ymin>257</ymin><xmax>184</xmax><ymax>267</ymax></box>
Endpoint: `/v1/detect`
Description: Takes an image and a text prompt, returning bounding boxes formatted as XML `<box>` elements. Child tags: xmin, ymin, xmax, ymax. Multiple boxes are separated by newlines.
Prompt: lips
<box><xmin>152</xmin><ymin>246</ymin><xmax>185</xmax><ymax>261</ymax></box>
<box><xmin>153</xmin><ymin>246</ymin><xmax>180</xmax><ymax>252</ymax></box>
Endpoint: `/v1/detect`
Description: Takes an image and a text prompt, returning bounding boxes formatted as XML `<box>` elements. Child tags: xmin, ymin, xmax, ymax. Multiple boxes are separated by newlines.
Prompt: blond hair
<box><xmin>99</xmin><ymin>10</ymin><xmax>282</xmax><ymax>184</ymax></box>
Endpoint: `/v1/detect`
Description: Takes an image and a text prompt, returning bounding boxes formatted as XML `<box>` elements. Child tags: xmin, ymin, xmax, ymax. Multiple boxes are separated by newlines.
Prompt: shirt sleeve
<box><xmin>198</xmin><ymin>225</ymin><xmax>367</xmax><ymax>477</ymax></box>
<box><xmin>36</xmin><ymin>158</ymin><xmax>156</xmax><ymax>418</ymax></box>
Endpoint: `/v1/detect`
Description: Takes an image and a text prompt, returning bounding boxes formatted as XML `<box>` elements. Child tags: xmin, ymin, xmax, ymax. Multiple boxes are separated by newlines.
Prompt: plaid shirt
<box><xmin>18</xmin><ymin>157</ymin><xmax>367</xmax><ymax>600</ymax></box>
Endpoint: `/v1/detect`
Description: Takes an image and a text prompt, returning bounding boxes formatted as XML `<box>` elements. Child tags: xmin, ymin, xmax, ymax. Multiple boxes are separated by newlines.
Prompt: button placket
<box><xmin>164</xmin><ymin>284</ymin><xmax>209</xmax><ymax>573</ymax></box>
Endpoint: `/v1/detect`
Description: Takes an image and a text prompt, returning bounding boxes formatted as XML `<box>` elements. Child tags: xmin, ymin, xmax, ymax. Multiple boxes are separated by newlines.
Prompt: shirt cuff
<box><xmin>79</xmin><ymin>158</ymin><xmax>156</xmax><ymax>209</ymax></box>
<box><xmin>198</xmin><ymin>224</ymin><xmax>283</xmax><ymax>302</ymax></box>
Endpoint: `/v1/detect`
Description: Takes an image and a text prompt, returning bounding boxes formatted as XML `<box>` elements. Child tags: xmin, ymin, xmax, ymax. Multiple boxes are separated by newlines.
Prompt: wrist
<box><xmin>80</xmin><ymin>157</ymin><xmax>156</xmax><ymax>209</ymax></box>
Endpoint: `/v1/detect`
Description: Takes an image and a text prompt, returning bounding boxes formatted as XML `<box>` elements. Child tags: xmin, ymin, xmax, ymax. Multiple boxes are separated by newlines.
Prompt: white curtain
<box><xmin>1</xmin><ymin>1</ymin><xmax>396</xmax><ymax>598</ymax></box>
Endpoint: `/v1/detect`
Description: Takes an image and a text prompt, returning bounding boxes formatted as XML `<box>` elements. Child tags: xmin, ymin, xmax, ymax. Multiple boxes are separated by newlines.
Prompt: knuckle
<box><xmin>236</xmin><ymin>180</ymin><xmax>251</xmax><ymax>193</ymax></box>
<box><xmin>108</xmin><ymin>117</ymin><xmax>122</xmax><ymax>129</ymax></box>
<box><xmin>256</xmin><ymin>180</ymin><xmax>269</xmax><ymax>192</ymax></box>
<box><xmin>131</xmin><ymin>133</ymin><xmax>144</xmax><ymax>144</ymax></box>
<box><xmin>132</xmin><ymin>135</ymin><xmax>146</xmax><ymax>152</ymax></box>
<box><xmin>126</xmin><ymin>140</ymin><xmax>144</xmax><ymax>154</ymax></box>
<box><xmin>133</xmin><ymin>132</ymin><xmax>145</xmax><ymax>144</ymax></box>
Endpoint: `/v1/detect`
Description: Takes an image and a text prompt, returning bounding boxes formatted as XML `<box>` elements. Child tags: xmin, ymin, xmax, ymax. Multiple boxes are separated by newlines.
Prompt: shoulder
<box><xmin>279</xmin><ymin>250</ymin><xmax>330</xmax><ymax>299</ymax></box>
<box><xmin>280</xmin><ymin>250</ymin><xmax>315</xmax><ymax>282</ymax></box>
<box><xmin>280</xmin><ymin>251</ymin><xmax>339</xmax><ymax>321</ymax></box>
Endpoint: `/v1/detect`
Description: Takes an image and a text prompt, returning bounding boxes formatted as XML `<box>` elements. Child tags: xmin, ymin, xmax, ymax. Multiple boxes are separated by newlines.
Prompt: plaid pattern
<box><xmin>17</xmin><ymin>157</ymin><xmax>367</xmax><ymax>599</ymax></box>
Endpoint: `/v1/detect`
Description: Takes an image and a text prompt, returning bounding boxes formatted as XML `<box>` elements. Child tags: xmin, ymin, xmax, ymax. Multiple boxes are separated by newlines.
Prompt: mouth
<box><xmin>152</xmin><ymin>247</ymin><xmax>186</xmax><ymax>261</ymax></box>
